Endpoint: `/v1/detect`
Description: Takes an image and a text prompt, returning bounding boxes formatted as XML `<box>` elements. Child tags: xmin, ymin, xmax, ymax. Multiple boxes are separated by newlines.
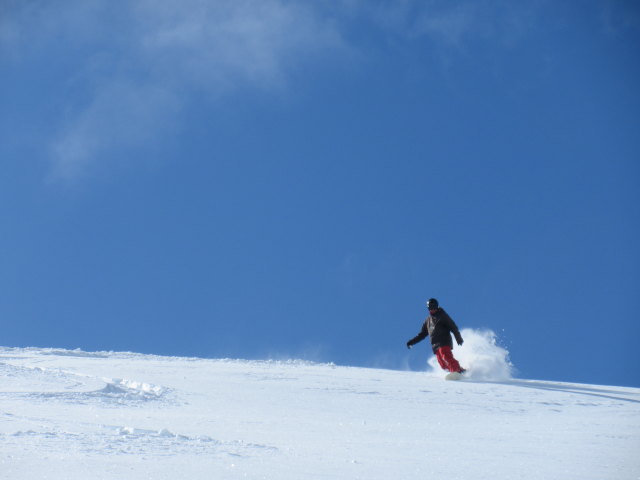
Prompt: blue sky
<box><xmin>2</xmin><ymin>1</ymin><xmax>639</xmax><ymax>387</ymax></box>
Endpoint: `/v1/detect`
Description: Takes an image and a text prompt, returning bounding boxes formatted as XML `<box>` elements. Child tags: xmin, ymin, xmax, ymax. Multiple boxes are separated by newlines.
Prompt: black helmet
<box><xmin>427</xmin><ymin>298</ymin><xmax>439</xmax><ymax>310</ymax></box>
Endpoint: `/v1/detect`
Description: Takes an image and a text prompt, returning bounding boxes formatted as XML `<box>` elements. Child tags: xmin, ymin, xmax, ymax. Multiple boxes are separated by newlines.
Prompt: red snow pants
<box><xmin>436</xmin><ymin>346</ymin><xmax>462</xmax><ymax>373</ymax></box>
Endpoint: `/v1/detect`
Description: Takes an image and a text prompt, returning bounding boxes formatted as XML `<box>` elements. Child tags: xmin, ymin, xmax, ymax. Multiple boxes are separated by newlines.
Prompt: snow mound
<box><xmin>101</xmin><ymin>378</ymin><xmax>166</xmax><ymax>399</ymax></box>
<box><xmin>427</xmin><ymin>328</ymin><xmax>513</xmax><ymax>381</ymax></box>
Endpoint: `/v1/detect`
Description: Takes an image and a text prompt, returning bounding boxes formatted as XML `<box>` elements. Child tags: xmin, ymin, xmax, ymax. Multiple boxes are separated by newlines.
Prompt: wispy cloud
<box><xmin>129</xmin><ymin>0</ymin><xmax>348</xmax><ymax>95</ymax></box>
<box><xmin>365</xmin><ymin>1</ymin><xmax>477</xmax><ymax>48</ymax></box>
<box><xmin>365</xmin><ymin>0</ymin><xmax>544</xmax><ymax>50</ymax></box>
<box><xmin>50</xmin><ymin>81</ymin><xmax>181</xmax><ymax>181</ymax></box>
<box><xmin>3</xmin><ymin>0</ymin><xmax>555</xmax><ymax>181</ymax></box>
<box><xmin>4</xmin><ymin>0</ymin><xmax>348</xmax><ymax>181</ymax></box>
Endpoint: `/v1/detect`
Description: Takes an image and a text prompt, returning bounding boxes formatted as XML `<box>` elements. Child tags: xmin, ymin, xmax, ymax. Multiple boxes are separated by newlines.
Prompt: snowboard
<box><xmin>444</xmin><ymin>371</ymin><xmax>463</xmax><ymax>381</ymax></box>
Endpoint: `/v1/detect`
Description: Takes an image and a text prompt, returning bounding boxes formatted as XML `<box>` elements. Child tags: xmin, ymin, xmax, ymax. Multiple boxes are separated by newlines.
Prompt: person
<box><xmin>406</xmin><ymin>298</ymin><xmax>466</xmax><ymax>374</ymax></box>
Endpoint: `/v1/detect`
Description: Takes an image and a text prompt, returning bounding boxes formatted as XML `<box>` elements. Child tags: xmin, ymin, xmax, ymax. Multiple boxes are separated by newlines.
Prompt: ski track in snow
<box><xmin>1</xmin><ymin>345</ymin><xmax>639</xmax><ymax>480</ymax></box>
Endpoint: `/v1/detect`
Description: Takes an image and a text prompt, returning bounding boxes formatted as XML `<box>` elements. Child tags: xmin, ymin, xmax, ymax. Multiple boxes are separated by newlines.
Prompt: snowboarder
<box><xmin>406</xmin><ymin>298</ymin><xmax>466</xmax><ymax>374</ymax></box>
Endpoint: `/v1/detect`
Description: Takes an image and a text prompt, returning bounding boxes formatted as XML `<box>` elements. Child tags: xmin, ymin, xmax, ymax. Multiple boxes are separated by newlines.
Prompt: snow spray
<box><xmin>427</xmin><ymin>329</ymin><xmax>514</xmax><ymax>381</ymax></box>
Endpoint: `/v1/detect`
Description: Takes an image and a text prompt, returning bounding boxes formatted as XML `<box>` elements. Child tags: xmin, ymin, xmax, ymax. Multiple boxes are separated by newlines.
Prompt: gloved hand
<box><xmin>454</xmin><ymin>333</ymin><xmax>464</xmax><ymax>346</ymax></box>
<box><xmin>406</xmin><ymin>341</ymin><xmax>412</xmax><ymax>349</ymax></box>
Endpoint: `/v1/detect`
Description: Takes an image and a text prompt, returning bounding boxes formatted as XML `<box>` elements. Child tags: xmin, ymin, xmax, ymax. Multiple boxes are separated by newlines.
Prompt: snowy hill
<box><xmin>1</xmin><ymin>343</ymin><xmax>638</xmax><ymax>480</ymax></box>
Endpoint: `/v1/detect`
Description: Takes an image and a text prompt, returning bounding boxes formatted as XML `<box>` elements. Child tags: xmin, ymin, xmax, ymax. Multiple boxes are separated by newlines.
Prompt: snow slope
<box><xmin>1</xmin><ymin>344</ymin><xmax>638</xmax><ymax>480</ymax></box>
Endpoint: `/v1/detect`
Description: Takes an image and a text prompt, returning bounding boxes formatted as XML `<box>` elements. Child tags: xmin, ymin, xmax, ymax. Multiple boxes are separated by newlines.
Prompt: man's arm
<box><xmin>406</xmin><ymin>323</ymin><xmax>428</xmax><ymax>349</ymax></box>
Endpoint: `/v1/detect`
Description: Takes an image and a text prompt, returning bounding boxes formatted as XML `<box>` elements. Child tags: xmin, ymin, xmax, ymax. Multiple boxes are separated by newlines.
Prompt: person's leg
<box><xmin>439</xmin><ymin>346</ymin><xmax>463</xmax><ymax>373</ymax></box>
<box><xmin>436</xmin><ymin>347</ymin><xmax>451</xmax><ymax>371</ymax></box>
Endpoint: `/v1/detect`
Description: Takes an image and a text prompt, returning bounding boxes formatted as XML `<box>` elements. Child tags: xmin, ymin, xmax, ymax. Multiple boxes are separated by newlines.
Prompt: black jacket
<box><xmin>407</xmin><ymin>307</ymin><xmax>463</xmax><ymax>354</ymax></box>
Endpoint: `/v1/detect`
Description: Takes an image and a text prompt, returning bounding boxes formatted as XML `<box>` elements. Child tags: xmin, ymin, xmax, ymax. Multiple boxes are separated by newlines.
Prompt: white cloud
<box><xmin>364</xmin><ymin>1</ymin><xmax>476</xmax><ymax>48</ymax></box>
<box><xmin>364</xmin><ymin>0</ymin><xmax>543</xmax><ymax>50</ymax></box>
<box><xmin>50</xmin><ymin>81</ymin><xmax>181</xmax><ymax>181</ymax></box>
<box><xmin>412</xmin><ymin>4</ymin><xmax>477</xmax><ymax>48</ymax></box>
<box><xmin>2</xmin><ymin>0</ymin><xmax>348</xmax><ymax>181</ymax></box>
<box><xmin>132</xmin><ymin>0</ymin><xmax>346</xmax><ymax>92</ymax></box>
<box><xmin>4</xmin><ymin>0</ymin><xmax>551</xmax><ymax>181</ymax></box>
